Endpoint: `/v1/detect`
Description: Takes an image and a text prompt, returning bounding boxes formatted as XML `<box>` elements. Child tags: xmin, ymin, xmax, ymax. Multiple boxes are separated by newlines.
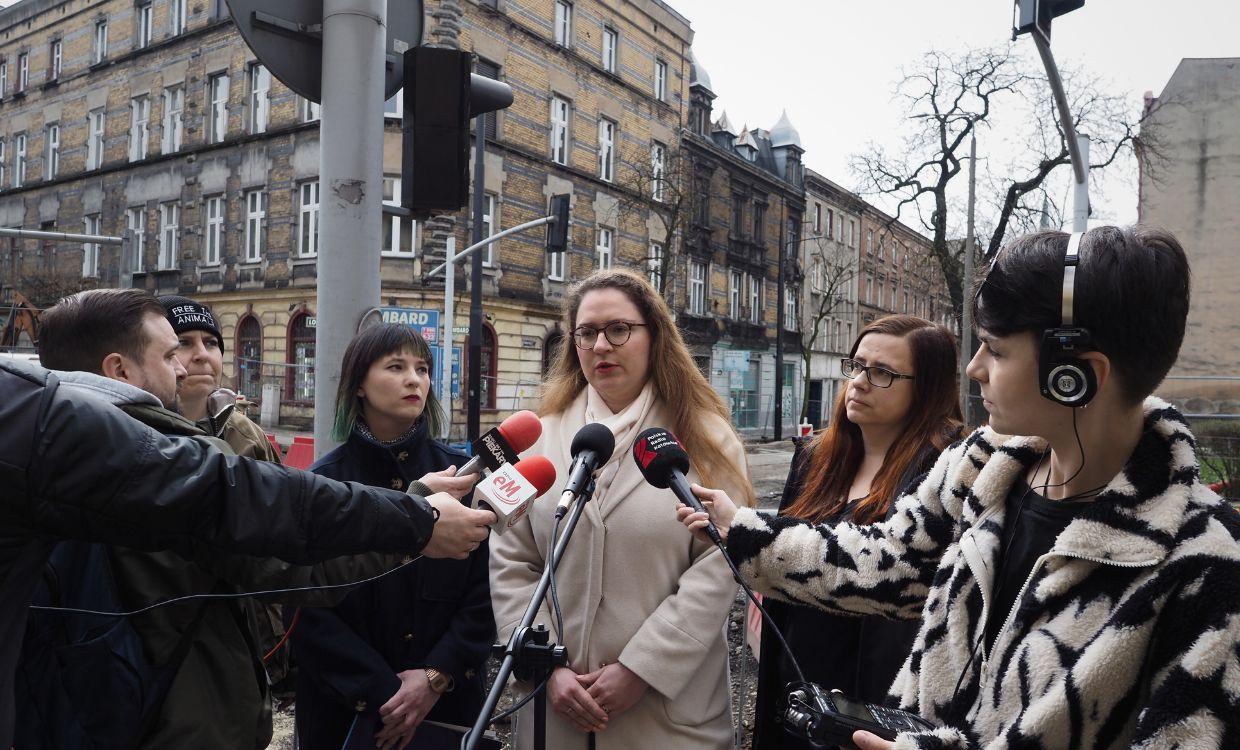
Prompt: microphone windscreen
<box><xmin>631</xmin><ymin>427</ymin><xmax>691</xmax><ymax>489</ymax></box>
<box><xmin>570</xmin><ymin>422</ymin><xmax>616</xmax><ymax>463</ymax></box>
<box><xmin>497</xmin><ymin>410</ymin><xmax>543</xmax><ymax>453</ymax></box>
<box><xmin>512</xmin><ymin>455</ymin><xmax>557</xmax><ymax>497</ymax></box>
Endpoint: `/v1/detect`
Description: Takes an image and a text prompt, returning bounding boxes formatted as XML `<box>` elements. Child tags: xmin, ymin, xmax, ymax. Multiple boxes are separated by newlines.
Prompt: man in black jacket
<box><xmin>0</xmin><ymin>294</ymin><xmax>495</xmax><ymax>746</ymax></box>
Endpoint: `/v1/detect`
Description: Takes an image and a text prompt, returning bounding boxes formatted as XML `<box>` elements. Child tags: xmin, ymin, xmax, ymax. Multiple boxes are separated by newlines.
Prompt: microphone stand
<box><xmin>464</xmin><ymin>479</ymin><xmax>597</xmax><ymax>750</ymax></box>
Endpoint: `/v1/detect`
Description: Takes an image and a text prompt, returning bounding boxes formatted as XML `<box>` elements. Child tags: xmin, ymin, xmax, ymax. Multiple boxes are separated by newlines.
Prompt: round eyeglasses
<box><xmin>572</xmin><ymin>321</ymin><xmax>648</xmax><ymax>349</ymax></box>
<box><xmin>841</xmin><ymin>358</ymin><xmax>915</xmax><ymax>388</ymax></box>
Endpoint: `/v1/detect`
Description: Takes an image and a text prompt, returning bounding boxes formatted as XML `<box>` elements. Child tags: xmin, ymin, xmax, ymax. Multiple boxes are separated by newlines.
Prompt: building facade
<box><xmin>1139</xmin><ymin>58</ymin><xmax>1240</xmax><ymax>382</ymax></box>
<box><xmin>680</xmin><ymin>54</ymin><xmax>807</xmax><ymax>437</ymax></box>
<box><xmin>0</xmin><ymin>0</ymin><xmax>693</xmax><ymax>436</ymax></box>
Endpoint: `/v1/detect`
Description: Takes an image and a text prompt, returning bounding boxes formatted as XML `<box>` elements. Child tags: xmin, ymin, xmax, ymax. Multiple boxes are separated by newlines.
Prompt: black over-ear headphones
<box><xmin>1038</xmin><ymin>231</ymin><xmax>1096</xmax><ymax>407</ymax></box>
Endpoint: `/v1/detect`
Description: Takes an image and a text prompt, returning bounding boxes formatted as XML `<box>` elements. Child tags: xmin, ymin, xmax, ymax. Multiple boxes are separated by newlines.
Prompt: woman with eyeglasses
<box><xmin>489</xmin><ymin>268</ymin><xmax>753</xmax><ymax>750</ymax></box>
<box><xmin>752</xmin><ymin>314</ymin><xmax>963</xmax><ymax>750</ymax></box>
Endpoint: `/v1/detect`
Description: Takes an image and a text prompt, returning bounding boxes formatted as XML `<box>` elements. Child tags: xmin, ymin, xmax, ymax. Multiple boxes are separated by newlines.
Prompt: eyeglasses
<box><xmin>572</xmin><ymin>321</ymin><xmax>648</xmax><ymax>349</ymax></box>
<box><xmin>841</xmin><ymin>358</ymin><xmax>915</xmax><ymax>388</ymax></box>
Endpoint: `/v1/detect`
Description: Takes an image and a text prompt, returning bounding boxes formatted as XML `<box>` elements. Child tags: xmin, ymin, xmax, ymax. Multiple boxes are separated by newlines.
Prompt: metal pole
<box><xmin>467</xmin><ymin>113</ymin><xmax>486</xmax><ymax>442</ymax></box>
<box><xmin>1031</xmin><ymin>29</ymin><xmax>1086</xmax><ymax>186</ymax></box>
<box><xmin>774</xmin><ymin>211</ymin><xmax>785</xmax><ymax>441</ymax></box>
<box><xmin>423</xmin><ymin>216</ymin><xmax>554</xmax><ymax>280</ymax></box>
<box><xmin>443</xmin><ymin>235</ymin><xmax>455</xmax><ymax>441</ymax></box>
<box><xmin>314</xmin><ymin>0</ymin><xmax>386</xmax><ymax>458</ymax></box>
<box><xmin>1072</xmin><ymin>133</ymin><xmax>1090</xmax><ymax>232</ymax></box>
<box><xmin>961</xmin><ymin>135</ymin><xmax>977</xmax><ymax>425</ymax></box>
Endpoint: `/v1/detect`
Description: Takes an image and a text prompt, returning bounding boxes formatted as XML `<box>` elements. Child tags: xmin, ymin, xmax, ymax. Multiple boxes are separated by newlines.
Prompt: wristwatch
<box><xmin>425</xmin><ymin>667</ymin><xmax>453</xmax><ymax>694</ymax></box>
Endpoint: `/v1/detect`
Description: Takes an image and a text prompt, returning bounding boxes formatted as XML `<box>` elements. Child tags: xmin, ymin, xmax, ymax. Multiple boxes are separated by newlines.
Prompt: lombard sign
<box><xmin>378</xmin><ymin>307</ymin><xmax>439</xmax><ymax>344</ymax></box>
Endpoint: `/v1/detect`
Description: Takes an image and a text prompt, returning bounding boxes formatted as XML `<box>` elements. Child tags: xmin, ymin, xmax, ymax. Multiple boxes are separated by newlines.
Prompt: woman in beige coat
<box><xmin>490</xmin><ymin>268</ymin><xmax>753</xmax><ymax>750</ymax></box>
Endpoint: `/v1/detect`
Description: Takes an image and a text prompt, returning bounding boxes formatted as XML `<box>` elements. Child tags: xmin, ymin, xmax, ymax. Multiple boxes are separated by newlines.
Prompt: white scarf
<box><xmin>581</xmin><ymin>381</ymin><xmax>656</xmax><ymax>513</ymax></box>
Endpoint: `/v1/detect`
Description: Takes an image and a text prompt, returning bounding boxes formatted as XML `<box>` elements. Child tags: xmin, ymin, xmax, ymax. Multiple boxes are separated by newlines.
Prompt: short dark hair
<box><xmin>38</xmin><ymin>289</ymin><xmax>169</xmax><ymax>374</ymax></box>
<box><xmin>973</xmin><ymin>226</ymin><xmax>1190</xmax><ymax>403</ymax></box>
<box><xmin>332</xmin><ymin>323</ymin><xmax>444</xmax><ymax>441</ymax></box>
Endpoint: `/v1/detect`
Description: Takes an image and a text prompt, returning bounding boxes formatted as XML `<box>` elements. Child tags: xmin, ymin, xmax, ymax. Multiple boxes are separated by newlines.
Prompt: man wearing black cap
<box><xmin>160</xmin><ymin>295</ymin><xmax>280</xmax><ymax>462</ymax></box>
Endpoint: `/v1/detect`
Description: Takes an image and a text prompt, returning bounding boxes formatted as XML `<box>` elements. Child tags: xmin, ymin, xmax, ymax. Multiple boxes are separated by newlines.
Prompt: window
<box><xmin>696</xmin><ymin>188</ymin><xmax>709</xmax><ymax>225</ymax></box>
<box><xmin>554</xmin><ymin>1</ymin><xmax>572</xmax><ymax>46</ymax></box>
<box><xmin>729</xmin><ymin>270</ymin><xmax>742</xmax><ymax>319</ymax></box>
<box><xmin>813</xmin><ymin>203</ymin><xmax>822</xmax><ymax>234</ymax></box>
<box><xmin>602</xmin><ymin>27</ymin><xmax>618</xmax><ymax>73</ymax></box>
<box><xmin>13</xmin><ymin>133</ymin><xmax>25</xmax><ymax>188</ymax></box>
<box><xmin>595</xmin><ymin>227</ymin><xmax>613</xmax><ymax>269</ymax></box>
<box><xmin>0</xmin><ymin>140</ymin><xmax>6</xmax><ymax>187</ymax></box>
<box><xmin>244</xmin><ymin>190</ymin><xmax>266</xmax><ymax>261</ymax></box>
<box><xmin>93</xmin><ymin>20</ymin><xmax>108</xmax><ymax>64</ymax></box>
<box><xmin>208</xmin><ymin>73</ymin><xmax>229</xmax><ymax>143</ymax></box>
<box><xmin>126</xmin><ymin>207</ymin><xmax>146</xmax><ymax>272</ymax></box>
<box><xmin>548</xmin><ymin>246</ymin><xmax>565</xmax><ymax>281</ymax></box>
<box><xmin>296</xmin><ymin>182</ymin><xmax>320</xmax><ymax>258</ymax></box>
<box><xmin>44</xmin><ymin>124</ymin><xmax>58</xmax><ymax>179</ymax></box>
<box><xmin>688</xmin><ymin>260</ymin><xmax>706</xmax><ymax>315</ymax></box>
<box><xmin>647</xmin><ymin>242</ymin><xmax>664</xmax><ymax>287</ymax></box>
<box><xmin>785</xmin><ymin>286</ymin><xmax>798</xmax><ymax>330</ymax></box>
<box><xmin>597</xmin><ymin>118</ymin><xmax>615</xmax><ymax>182</ymax></box>
<box><xmin>50</xmin><ymin>40</ymin><xmax>61</xmax><ymax>80</ymax></box>
<box><xmin>203</xmin><ymin>195</ymin><xmax>223</xmax><ymax>265</ymax></box>
<box><xmin>162</xmin><ymin>86</ymin><xmax>184</xmax><ymax>152</ymax></box>
<box><xmin>475</xmin><ymin>60</ymin><xmax>500</xmax><ymax>139</ymax></box>
<box><xmin>381</xmin><ymin>177</ymin><xmax>414</xmax><ymax>256</ymax></box>
<box><xmin>136</xmin><ymin>2</ymin><xmax>153</xmax><ymax>48</ymax></box>
<box><xmin>481</xmin><ymin>192</ymin><xmax>496</xmax><ymax>266</ymax></box>
<box><xmin>732</xmin><ymin>194</ymin><xmax>745</xmax><ymax>236</ymax></box>
<box><xmin>235</xmin><ymin>315</ymin><xmax>262</xmax><ymax>398</ymax></box>
<box><xmin>248</xmin><ymin>64</ymin><xmax>270</xmax><ymax>134</ymax></box>
<box><xmin>0</xmin><ymin>60</ymin><xmax>7</xmax><ymax>97</ymax></box>
<box><xmin>550</xmin><ymin>96</ymin><xmax>570</xmax><ymax>165</ymax></box>
<box><xmin>17</xmin><ymin>53</ymin><xmax>28</xmax><ymax>92</ymax></box>
<box><xmin>892</xmin><ymin>243</ymin><xmax>899</xmax><ymax>267</ymax></box>
<box><xmin>848</xmin><ymin>219</ymin><xmax>856</xmax><ymax>248</ymax></box>
<box><xmin>753</xmin><ymin>202</ymin><xmax>765</xmax><ymax>243</ymax></box>
<box><xmin>87</xmin><ymin>109</ymin><xmax>105</xmax><ymax>169</ymax></box>
<box><xmin>651</xmin><ymin>141</ymin><xmax>666</xmax><ymax>202</ymax></box>
<box><xmin>384</xmin><ymin>88</ymin><xmax>402</xmax><ymax>119</ymax></box>
<box><xmin>877</xmin><ymin>276</ymin><xmax>885</xmax><ymax>307</ymax></box>
<box><xmin>865</xmin><ymin>274</ymin><xmax>873</xmax><ymax>304</ymax></box>
<box><xmin>129</xmin><ymin>95</ymin><xmax>150</xmax><ymax>162</ymax></box>
<box><xmin>867</xmin><ymin>229</ymin><xmax>875</xmax><ymax>256</ymax></box>
<box><xmin>826</xmin><ymin>208</ymin><xmax>834</xmax><ymax>238</ymax></box>
<box><xmin>159</xmin><ymin>201</ymin><xmax>179</xmax><ymax>270</ymax></box>
<box><xmin>287</xmin><ymin>313</ymin><xmax>316</xmax><ymax>402</ymax></box>
<box><xmin>82</xmin><ymin>214</ymin><xmax>101</xmax><ymax>277</ymax></box>
<box><xmin>467</xmin><ymin>324</ymin><xmax>498</xmax><ymax>409</ymax></box>
<box><xmin>302</xmin><ymin>97</ymin><xmax>321</xmax><ymax>122</ymax></box>
<box><xmin>748</xmin><ymin>274</ymin><xmax>761</xmax><ymax>323</ymax></box>
<box><xmin>903</xmin><ymin>289</ymin><xmax>910</xmax><ymax>314</ymax></box>
<box><xmin>171</xmin><ymin>0</ymin><xmax>188</xmax><ymax>35</ymax></box>
<box><xmin>654</xmin><ymin>59</ymin><xmax>667</xmax><ymax>101</ymax></box>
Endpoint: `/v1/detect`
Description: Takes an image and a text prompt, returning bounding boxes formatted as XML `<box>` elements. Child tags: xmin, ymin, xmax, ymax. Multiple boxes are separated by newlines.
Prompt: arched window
<box><xmin>286</xmin><ymin>311</ymin><xmax>316</xmax><ymax>402</ymax></box>
<box><xmin>235</xmin><ymin>314</ymin><xmax>262</xmax><ymax>399</ymax></box>
<box><xmin>465</xmin><ymin>322</ymin><xmax>498</xmax><ymax>410</ymax></box>
<box><xmin>542</xmin><ymin>331</ymin><xmax>563</xmax><ymax>377</ymax></box>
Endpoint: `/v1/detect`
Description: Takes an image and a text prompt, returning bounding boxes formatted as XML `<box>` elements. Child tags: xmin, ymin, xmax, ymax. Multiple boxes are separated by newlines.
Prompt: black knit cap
<box><xmin>159</xmin><ymin>295</ymin><xmax>224</xmax><ymax>351</ymax></box>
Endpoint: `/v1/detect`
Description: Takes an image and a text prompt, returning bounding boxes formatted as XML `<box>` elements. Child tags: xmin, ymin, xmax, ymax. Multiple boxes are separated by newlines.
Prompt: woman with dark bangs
<box><xmin>753</xmin><ymin>314</ymin><xmax>962</xmax><ymax>750</ymax></box>
<box><xmin>288</xmin><ymin>324</ymin><xmax>494</xmax><ymax>750</ymax></box>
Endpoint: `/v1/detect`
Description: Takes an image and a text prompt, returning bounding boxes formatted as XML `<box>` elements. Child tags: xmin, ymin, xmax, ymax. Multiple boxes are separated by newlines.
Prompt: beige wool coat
<box><xmin>489</xmin><ymin>385</ymin><xmax>747</xmax><ymax>750</ymax></box>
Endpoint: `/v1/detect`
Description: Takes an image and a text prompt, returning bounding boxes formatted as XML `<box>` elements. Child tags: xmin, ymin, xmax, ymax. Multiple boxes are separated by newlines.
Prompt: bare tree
<box><xmin>796</xmin><ymin>234</ymin><xmax>857</xmax><ymax>422</ymax></box>
<box><xmin>851</xmin><ymin>45</ymin><xmax>1161</xmax><ymax>328</ymax></box>
<box><xmin>615</xmin><ymin>143</ymin><xmax>710</xmax><ymax>307</ymax></box>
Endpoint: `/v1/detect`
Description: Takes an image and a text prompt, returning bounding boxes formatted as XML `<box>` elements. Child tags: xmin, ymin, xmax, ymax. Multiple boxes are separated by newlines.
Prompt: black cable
<box><xmin>547</xmin><ymin>513</ymin><xmax>567</xmax><ymax>642</ymax></box>
<box><xmin>458</xmin><ymin>671</ymin><xmax>553</xmax><ymax>750</ymax></box>
<box><xmin>29</xmin><ymin>554</ymin><xmax>426</xmax><ymax>617</ymax></box>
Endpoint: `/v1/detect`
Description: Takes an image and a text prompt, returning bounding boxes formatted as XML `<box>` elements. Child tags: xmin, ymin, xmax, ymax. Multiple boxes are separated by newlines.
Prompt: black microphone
<box><xmin>554</xmin><ymin>422</ymin><xmax>616</xmax><ymax>519</ymax></box>
<box><xmin>632</xmin><ymin>427</ymin><xmax>722</xmax><ymax>545</ymax></box>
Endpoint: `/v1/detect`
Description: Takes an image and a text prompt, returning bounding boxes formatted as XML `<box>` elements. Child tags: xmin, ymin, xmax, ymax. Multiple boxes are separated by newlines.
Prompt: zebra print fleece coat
<box><xmin>727</xmin><ymin>399</ymin><xmax>1240</xmax><ymax>749</ymax></box>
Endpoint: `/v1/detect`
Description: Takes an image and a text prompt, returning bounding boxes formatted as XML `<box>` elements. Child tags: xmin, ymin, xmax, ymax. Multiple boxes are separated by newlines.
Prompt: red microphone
<box><xmin>455</xmin><ymin>410</ymin><xmax>543</xmax><ymax>477</ymax></box>
<box><xmin>473</xmin><ymin>455</ymin><xmax>557</xmax><ymax>533</ymax></box>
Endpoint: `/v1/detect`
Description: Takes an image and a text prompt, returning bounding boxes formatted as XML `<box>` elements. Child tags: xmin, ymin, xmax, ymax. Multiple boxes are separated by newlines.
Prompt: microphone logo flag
<box><xmin>476</xmin><ymin>463</ymin><xmax>539</xmax><ymax>529</ymax></box>
<box><xmin>635</xmin><ymin>430</ymin><xmax>682</xmax><ymax>470</ymax></box>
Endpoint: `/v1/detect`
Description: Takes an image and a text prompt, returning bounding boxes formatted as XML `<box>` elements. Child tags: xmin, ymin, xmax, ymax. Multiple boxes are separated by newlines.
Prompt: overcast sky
<box><xmin>3</xmin><ymin>0</ymin><xmax>1233</xmax><ymax>229</ymax></box>
<box><xmin>669</xmin><ymin>0</ymin><xmax>1237</xmax><ymax>229</ymax></box>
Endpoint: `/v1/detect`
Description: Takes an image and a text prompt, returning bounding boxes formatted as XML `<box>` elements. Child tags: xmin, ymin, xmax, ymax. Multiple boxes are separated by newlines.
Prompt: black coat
<box><xmin>753</xmin><ymin>439</ymin><xmax>939</xmax><ymax>750</ymax></box>
<box><xmin>290</xmin><ymin>421</ymin><xmax>495</xmax><ymax>749</ymax></box>
<box><xmin>0</xmin><ymin>359</ymin><xmax>437</xmax><ymax>748</ymax></box>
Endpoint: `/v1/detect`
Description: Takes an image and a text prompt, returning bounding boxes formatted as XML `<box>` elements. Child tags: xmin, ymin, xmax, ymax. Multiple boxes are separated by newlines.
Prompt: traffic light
<box><xmin>401</xmin><ymin>48</ymin><xmax>514</xmax><ymax>217</ymax></box>
<box><xmin>1013</xmin><ymin>0</ymin><xmax>1085</xmax><ymax>39</ymax></box>
<box><xmin>546</xmin><ymin>194</ymin><xmax>570</xmax><ymax>254</ymax></box>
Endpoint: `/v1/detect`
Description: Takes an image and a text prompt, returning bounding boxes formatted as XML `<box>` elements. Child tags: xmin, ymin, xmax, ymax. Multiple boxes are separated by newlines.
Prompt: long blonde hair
<box><xmin>542</xmin><ymin>268</ymin><xmax>755</xmax><ymax>507</ymax></box>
